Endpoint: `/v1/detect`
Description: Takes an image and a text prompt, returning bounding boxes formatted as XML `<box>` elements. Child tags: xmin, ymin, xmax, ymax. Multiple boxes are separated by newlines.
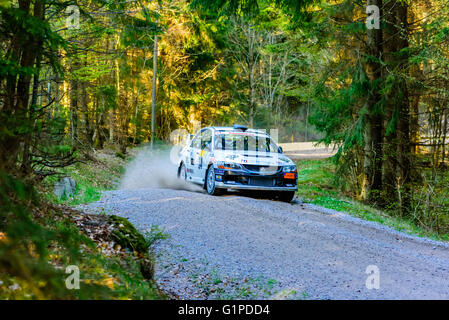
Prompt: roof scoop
<box><xmin>233</xmin><ymin>124</ymin><xmax>248</xmax><ymax>131</ymax></box>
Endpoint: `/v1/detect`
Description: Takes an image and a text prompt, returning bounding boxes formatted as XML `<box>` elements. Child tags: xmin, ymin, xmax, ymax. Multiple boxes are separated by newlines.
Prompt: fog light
<box><xmin>284</xmin><ymin>172</ymin><xmax>295</xmax><ymax>179</ymax></box>
<box><xmin>215</xmin><ymin>175</ymin><xmax>223</xmax><ymax>181</ymax></box>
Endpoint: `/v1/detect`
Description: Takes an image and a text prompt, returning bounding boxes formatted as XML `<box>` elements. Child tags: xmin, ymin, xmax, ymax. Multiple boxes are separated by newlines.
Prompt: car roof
<box><xmin>209</xmin><ymin>126</ymin><xmax>269</xmax><ymax>135</ymax></box>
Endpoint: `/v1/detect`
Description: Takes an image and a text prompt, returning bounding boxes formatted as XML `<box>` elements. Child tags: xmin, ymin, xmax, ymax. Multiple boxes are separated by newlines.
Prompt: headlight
<box><xmin>282</xmin><ymin>165</ymin><xmax>297</xmax><ymax>172</ymax></box>
<box><xmin>217</xmin><ymin>162</ymin><xmax>242</xmax><ymax>170</ymax></box>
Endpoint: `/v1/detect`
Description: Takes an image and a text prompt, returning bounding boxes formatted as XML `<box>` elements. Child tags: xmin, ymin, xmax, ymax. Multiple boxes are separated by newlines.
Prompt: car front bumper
<box><xmin>215</xmin><ymin>182</ymin><xmax>297</xmax><ymax>191</ymax></box>
<box><xmin>213</xmin><ymin>168</ymin><xmax>297</xmax><ymax>192</ymax></box>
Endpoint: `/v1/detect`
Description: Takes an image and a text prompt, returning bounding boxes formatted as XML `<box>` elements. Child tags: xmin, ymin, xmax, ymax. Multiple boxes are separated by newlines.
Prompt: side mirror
<box><xmin>278</xmin><ymin>146</ymin><xmax>283</xmax><ymax>154</ymax></box>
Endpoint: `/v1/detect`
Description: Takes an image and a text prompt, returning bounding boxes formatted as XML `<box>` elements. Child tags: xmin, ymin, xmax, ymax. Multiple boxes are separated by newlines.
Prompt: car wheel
<box><xmin>178</xmin><ymin>163</ymin><xmax>187</xmax><ymax>180</ymax></box>
<box><xmin>278</xmin><ymin>191</ymin><xmax>295</xmax><ymax>203</ymax></box>
<box><xmin>206</xmin><ymin>166</ymin><xmax>222</xmax><ymax>195</ymax></box>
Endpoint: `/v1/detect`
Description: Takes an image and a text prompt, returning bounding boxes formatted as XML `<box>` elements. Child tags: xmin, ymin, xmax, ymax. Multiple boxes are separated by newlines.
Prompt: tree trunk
<box><xmin>442</xmin><ymin>107</ymin><xmax>448</xmax><ymax>165</ymax></box>
<box><xmin>151</xmin><ymin>19</ymin><xmax>158</xmax><ymax>148</ymax></box>
<box><xmin>0</xmin><ymin>0</ymin><xmax>43</xmax><ymax>172</ymax></box>
<box><xmin>383</xmin><ymin>1</ymin><xmax>412</xmax><ymax>216</ymax></box>
<box><xmin>70</xmin><ymin>77</ymin><xmax>79</xmax><ymax>146</ymax></box>
<box><xmin>362</xmin><ymin>0</ymin><xmax>384</xmax><ymax>203</ymax></box>
<box><xmin>81</xmin><ymin>81</ymin><xmax>93</xmax><ymax>144</ymax></box>
<box><xmin>21</xmin><ymin>52</ymin><xmax>41</xmax><ymax>175</ymax></box>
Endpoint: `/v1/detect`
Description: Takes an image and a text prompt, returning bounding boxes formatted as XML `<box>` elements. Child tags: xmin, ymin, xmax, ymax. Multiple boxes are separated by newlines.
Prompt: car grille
<box><xmin>248</xmin><ymin>177</ymin><xmax>275</xmax><ymax>187</ymax></box>
<box><xmin>242</xmin><ymin>165</ymin><xmax>281</xmax><ymax>174</ymax></box>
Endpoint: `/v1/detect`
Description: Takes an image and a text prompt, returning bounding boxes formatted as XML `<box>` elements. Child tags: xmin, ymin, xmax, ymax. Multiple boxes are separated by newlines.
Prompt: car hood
<box><xmin>213</xmin><ymin>150</ymin><xmax>294</xmax><ymax>166</ymax></box>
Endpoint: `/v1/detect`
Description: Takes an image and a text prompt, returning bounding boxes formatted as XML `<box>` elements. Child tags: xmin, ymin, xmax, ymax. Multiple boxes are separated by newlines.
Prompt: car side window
<box><xmin>201</xmin><ymin>129</ymin><xmax>212</xmax><ymax>150</ymax></box>
<box><xmin>191</xmin><ymin>133</ymin><xmax>202</xmax><ymax>149</ymax></box>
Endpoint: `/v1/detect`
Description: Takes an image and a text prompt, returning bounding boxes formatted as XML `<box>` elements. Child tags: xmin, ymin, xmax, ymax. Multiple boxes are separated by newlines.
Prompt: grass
<box><xmin>42</xmin><ymin>149</ymin><xmax>126</xmax><ymax>205</ymax></box>
<box><xmin>144</xmin><ymin>225</ymin><xmax>170</xmax><ymax>247</ymax></box>
<box><xmin>295</xmin><ymin>158</ymin><xmax>449</xmax><ymax>242</ymax></box>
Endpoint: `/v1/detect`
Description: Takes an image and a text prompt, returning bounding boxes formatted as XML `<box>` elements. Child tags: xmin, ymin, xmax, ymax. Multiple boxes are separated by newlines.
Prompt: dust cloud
<box><xmin>119</xmin><ymin>147</ymin><xmax>203</xmax><ymax>192</ymax></box>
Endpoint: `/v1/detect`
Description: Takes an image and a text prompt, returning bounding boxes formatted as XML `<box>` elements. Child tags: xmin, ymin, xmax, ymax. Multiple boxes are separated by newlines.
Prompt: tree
<box><xmin>382</xmin><ymin>0</ymin><xmax>412</xmax><ymax>214</ymax></box>
<box><xmin>362</xmin><ymin>0</ymin><xmax>384</xmax><ymax>203</ymax></box>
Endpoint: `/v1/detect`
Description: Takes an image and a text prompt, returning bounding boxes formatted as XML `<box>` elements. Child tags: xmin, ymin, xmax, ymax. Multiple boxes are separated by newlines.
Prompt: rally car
<box><xmin>177</xmin><ymin>125</ymin><xmax>297</xmax><ymax>202</ymax></box>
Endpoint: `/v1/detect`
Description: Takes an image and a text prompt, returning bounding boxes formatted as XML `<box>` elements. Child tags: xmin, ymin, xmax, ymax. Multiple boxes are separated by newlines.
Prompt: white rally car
<box><xmin>177</xmin><ymin>125</ymin><xmax>297</xmax><ymax>202</ymax></box>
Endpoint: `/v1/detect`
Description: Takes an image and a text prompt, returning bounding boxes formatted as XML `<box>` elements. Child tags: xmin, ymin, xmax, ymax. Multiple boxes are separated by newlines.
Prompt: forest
<box><xmin>0</xmin><ymin>0</ymin><xmax>449</xmax><ymax>299</ymax></box>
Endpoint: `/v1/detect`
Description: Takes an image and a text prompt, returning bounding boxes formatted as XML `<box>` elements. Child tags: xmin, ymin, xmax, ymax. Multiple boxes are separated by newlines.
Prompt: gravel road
<box><xmin>83</xmin><ymin>188</ymin><xmax>449</xmax><ymax>300</ymax></box>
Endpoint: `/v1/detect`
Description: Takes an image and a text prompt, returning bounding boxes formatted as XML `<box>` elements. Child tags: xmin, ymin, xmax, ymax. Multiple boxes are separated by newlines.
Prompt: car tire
<box><xmin>178</xmin><ymin>163</ymin><xmax>187</xmax><ymax>180</ymax></box>
<box><xmin>206</xmin><ymin>166</ymin><xmax>222</xmax><ymax>196</ymax></box>
<box><xmin>278</xmin><ymin>191</ymin><xmax>295</xmax><ymax>203</ymax></box>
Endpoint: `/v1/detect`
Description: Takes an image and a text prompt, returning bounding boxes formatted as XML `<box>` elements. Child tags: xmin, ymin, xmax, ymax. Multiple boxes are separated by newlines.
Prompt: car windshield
<box><xmin>214</xmin><ymin>132</ymin><xmax>279</xmax><ymax>153</ymax></box>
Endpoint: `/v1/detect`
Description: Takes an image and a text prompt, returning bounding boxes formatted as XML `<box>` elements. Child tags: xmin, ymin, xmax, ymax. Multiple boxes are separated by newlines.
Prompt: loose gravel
<box><xmin>82</xmin><ymin>187</ymin><xmax>449</xmax><ymax>300</ymax></box>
